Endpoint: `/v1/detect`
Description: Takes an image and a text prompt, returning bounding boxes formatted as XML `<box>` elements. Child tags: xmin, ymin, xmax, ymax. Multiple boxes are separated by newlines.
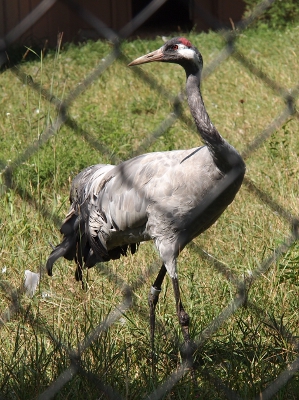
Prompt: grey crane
<box><xmin>46</xmin><ymin>37</ymin><xmax>246</xmax><ymax>363</ymax></box>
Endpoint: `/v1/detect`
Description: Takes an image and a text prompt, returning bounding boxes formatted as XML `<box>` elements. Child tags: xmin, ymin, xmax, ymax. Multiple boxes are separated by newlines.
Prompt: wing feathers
<box><xmin>46</xmin><ymin>146</ymin><xmax>217</xmax><ymax>281</ymax></box>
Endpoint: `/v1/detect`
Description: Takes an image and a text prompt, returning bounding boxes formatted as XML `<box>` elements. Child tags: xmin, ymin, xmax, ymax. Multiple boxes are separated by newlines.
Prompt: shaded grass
<box><xmin>0</xmin><ymin>26</ymin><xmax>299</xmax><ymax>398</ymax></box>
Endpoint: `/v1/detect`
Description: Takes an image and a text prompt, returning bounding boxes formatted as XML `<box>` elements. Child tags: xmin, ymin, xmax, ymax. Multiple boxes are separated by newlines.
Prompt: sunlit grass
<box><xmin>0</xmin><ymin>25</ymin><xmax>299</xmax><ymax>398</ymax></box>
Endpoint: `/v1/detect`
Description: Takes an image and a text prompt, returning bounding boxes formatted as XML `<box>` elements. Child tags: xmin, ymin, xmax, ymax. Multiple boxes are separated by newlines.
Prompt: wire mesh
<box><xmin>1</xmin><ymin>0</ymin><xmax>299</xmax><ymax>398</ymax></box>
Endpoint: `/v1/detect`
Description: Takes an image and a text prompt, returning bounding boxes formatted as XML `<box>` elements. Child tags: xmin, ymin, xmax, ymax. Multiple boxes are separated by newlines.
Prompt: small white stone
<box><xmin>246</xmin><ymin>269</ymin><xmax>253</xmax><ymax>278</ymax></box>
<box><xmin>24</xmin><ymin>270</ymin><xmax>40</xmax><ymax>297</ymax></box>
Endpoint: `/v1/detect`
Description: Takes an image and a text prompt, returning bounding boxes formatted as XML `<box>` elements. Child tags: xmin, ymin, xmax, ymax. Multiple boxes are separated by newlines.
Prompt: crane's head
<box><xmin>128</xmin><ymin>37</ymin><xmax>203</xmax><ymax>75</ymax></box>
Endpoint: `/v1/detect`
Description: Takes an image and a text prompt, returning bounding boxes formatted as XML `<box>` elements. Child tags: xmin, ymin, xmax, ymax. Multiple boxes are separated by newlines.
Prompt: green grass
<box><xmin>1</xmin><ymin>25</ymin><xmax>299</xmax><ymax>399</ymax></box>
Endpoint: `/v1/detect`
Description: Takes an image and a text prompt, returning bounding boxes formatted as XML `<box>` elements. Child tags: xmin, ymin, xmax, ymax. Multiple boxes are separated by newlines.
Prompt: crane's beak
<box><xmin>128</xmin><ymin>48</ymin><xmax>164</xmax><ymax>66</ymax></box>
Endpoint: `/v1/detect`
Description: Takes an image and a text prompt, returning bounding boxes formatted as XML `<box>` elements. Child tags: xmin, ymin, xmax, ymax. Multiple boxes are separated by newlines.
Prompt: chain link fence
<box><xmin>1</xmin><ymin>0</ymin><xmax>299</xmax><ymax>398</ymax></box>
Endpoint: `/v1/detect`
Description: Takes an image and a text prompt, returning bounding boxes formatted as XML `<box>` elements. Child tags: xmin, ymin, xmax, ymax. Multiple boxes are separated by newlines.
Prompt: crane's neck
<box><xmin>185</xmin><ymin>72</ymin><xmax>237</xmax><ymax>171</ymax></box>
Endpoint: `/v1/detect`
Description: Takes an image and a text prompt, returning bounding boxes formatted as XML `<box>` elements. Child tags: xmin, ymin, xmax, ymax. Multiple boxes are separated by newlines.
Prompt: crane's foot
<box><xmin>172</xmin><ymin>277</ymin><xmax>199</xmax><ymax>384</ymax></box>
<box><xmin>178</xmin><ymin>312</ymin><xmax>197</xmax><ymax>369</ymax></box>
<box><xmin>180</xmin><ymin>339</ymin><xmax>197</xmax><ymax>366</ymax></box>
<box><xmin>180</xmin><ymin>339</ymin><xmax>198</xmax><ymax>386</ymax></box>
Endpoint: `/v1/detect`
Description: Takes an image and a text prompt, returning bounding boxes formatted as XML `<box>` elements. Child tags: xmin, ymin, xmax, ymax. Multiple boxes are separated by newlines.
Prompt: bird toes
<box><xmin>179</xmin><ymin>339</ymin><xmax>197</xmax><ymax>367</ymax></box>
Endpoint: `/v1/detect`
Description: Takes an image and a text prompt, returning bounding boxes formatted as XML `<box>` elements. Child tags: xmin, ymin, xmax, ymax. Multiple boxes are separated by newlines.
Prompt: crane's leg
<box><xmin>148</xmin><ymin>264</ymin><xmax>167</xmax><ymax>367</ymax></box>
<box><xmin>172</xmin><ymin>277</ymin><xmax>196</xmax><ymax>370</ymax></box>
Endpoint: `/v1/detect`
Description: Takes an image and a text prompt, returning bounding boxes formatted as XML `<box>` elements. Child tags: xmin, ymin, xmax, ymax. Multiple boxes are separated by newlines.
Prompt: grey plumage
<box><xmin>46</xmin><ymin>38</ymin><xmax>245</xmax><ymax>357</ymax></box>
<box><xmin>47</xmin><ymin>144</ymin><xmax>244</xmax><ymax>280</ymax></box>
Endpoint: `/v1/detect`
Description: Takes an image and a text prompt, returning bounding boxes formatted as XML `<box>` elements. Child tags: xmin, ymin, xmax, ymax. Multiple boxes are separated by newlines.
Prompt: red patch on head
<box><xmin>179</xmin><ymin>37</ymin><xmax>192</xmax><ymax>48</ymax></box>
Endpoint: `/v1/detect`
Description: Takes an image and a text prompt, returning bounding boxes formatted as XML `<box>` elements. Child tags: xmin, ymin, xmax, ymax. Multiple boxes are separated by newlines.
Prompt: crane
<box><xmin>46</xmin><ymin>37</ymin><xmax>246</xmax><ymax>364</ymax></box>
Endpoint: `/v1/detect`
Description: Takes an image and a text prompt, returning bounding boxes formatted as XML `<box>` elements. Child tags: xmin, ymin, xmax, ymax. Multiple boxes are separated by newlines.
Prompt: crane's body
<box><xmin>47</xmin><ymin>144</ymin><xmax>243</xmax><ymax>280</ymax></box>
<box><xmin>46</xmin><ymin>37</ymin><xmax>245</xmax><ymax>366</ymax></box>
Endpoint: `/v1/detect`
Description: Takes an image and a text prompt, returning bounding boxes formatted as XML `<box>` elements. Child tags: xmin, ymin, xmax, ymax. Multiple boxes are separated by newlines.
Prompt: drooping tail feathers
<box><xmin>46</xmin><ymin>209</ymin><xmax>138</xmax><ymax>282</ymax></box>
<box><xmin>46</xmin><ymin>164</ymin><xmax>139</xmax><ymax>282</ymax></box>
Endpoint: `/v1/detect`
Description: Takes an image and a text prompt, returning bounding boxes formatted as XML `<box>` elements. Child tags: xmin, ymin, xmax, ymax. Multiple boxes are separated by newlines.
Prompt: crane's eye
<box><xmin>172</xmin><ymin>45</ymin><xmax>178</xmax><ymax>50</ymax></box>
